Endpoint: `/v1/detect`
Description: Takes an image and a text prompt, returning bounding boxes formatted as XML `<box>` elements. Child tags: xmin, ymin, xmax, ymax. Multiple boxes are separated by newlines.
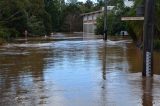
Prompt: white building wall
<box><xmin>88</xmin><ymin>15</ymin><xmax>92</xmax><ymax>20</ymax></box>
<box><xmin>93</xmin><ymin>14</ymin><xmax>97</xmax><ymax>20</ymax></box>
<box><xmin>83</xmin><ymin>16</ymin><xmax>88</xmax><ymax>21</ymax></box>
<box><xmin>83</xmin><ymin>23</ymin><xmax>96</xmax><ymax>34</ymax></box>
<box><xmin>83</xmin><ymin>11</ymin><xmax>103</xmax><ymax>34</ymax></box>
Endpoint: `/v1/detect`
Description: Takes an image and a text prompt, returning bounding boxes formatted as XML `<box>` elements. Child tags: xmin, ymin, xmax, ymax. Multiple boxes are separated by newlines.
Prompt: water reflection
<box><xmin>100</xmin><ymin>42</ymin><xmax>107</xmax><ymax>106</ymax></box>
<box><xmin>102</xmin><ymin>42</ymin><xmax>107</xmax><ymax>80</ymax></box>
<box><xmin>142</xmin><ymin>77</ymin><xmax>153</xmax><ymax>106</ymax></box>
<box><xmin>0</xmin><ymin>46</ymin><xmax>48</xmax><ymax>105</ymax></box>
<box><xmin>0</xmin><ymin>35</ymin><xmax>160</xmax><ymax>106</ymax></box>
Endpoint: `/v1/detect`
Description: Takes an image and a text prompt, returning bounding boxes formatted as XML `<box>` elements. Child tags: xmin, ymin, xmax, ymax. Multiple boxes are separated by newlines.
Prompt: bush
<box><xmin>95</xmin><ymin>15</ymin><xmax>104</xmax><ymax>35</ymax></box>
<box><xmin>154</xmin><ymin>39</ymin><xmax>160</xmax><ymax>50</ymax></box>
<box><xmin>0</xmin><ymin>25</ymin><xmax>19</xmax><ymax>41</ymax></box>
<box><xmin>0</xmin><ymin>27</ymin><xmax>10</xmax><ymax>39</ymax></box>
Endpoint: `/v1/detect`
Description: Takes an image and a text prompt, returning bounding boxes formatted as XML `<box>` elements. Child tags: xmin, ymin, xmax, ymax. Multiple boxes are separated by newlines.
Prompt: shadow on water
<box><xmin>0</xmin><ymin>33</ymin><xmax>160</xmax><ymax>106</ymax></box>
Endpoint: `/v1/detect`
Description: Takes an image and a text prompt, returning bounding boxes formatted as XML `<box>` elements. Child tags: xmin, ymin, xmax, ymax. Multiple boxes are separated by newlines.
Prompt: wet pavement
<box><xmin>0</xmin><ymin>34</ymin><xmax>160</xmax><ymax>106</ymax></box>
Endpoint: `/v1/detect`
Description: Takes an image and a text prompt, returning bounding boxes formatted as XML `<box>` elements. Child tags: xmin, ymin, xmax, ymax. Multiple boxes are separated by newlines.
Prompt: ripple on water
<box><xmin>3</xmin><ymin>43</ymin><xmax>53</xmax><ymax>48</ymax></box>
<box><xmin>0</xmin><ymin>37</ymin><xmax>159</xmax><ymax>106</ymax></box>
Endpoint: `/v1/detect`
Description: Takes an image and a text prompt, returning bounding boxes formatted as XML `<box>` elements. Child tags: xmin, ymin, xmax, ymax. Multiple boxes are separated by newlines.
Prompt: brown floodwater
<box><xmin>0</xmin><ymin>34</ymin><xmax>160</xmax><ymax>106</ymax></box>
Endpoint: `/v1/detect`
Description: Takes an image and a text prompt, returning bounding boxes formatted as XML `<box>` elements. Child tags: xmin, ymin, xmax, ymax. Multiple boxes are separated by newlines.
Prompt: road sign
<box><xmin>121</xmin><ymin>17</ymin><xmax>144</xmax><ymax>21</ymax></box>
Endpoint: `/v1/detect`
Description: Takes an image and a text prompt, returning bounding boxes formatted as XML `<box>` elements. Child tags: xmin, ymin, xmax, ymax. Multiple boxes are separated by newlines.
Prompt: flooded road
<box><xmin>0</xmin><ymin>34</ymin><xmax>160</xmax><ymax>106</ymax></box>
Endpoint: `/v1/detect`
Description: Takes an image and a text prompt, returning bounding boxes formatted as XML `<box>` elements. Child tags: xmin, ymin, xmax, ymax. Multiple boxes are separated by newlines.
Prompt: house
<box><xmin>81</xmin><ymin>10</ymin><xmax>103</xmax><ymax>34</ymax></box>
<box><xmin>81</xmin><ymin>0</ymin><xmax>134</xmax><ymax>34</ymax></box>
<box><xmin>81</xmin><ymin>7</ymin><xmax>114</xmax><ymax>34</ymax></box>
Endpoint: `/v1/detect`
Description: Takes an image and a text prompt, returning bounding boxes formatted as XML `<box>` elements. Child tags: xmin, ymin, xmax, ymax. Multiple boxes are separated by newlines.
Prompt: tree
<box><xmin>95</xmin><ymin>0</ymin><xmax>104</xmax><ymax>10</ymax></box>
<box><xmin>0</xmin><ymin>0</ymin><xmax>28</xmax><ymax>38</ymax></box>
<box><xmin>84</xmin><ymin>0</ymin><xmax>94</xmax><ymax>12</ymax></box>
<box><xmin>95</xmin><ymin>0</ymin><xmax>128</xmax><ymax>35</ymax></box>
<box><xmin>0</xmin><ymin>0</ymin><xmax>52</xmax><ymax>38</ymax></box>
<box><xmin>61</xmin><ymin>3</ymin><xmax>82</xmax><ymax>32</ymax></box>
<box><xmin>95</xmin><ymin>15</ymin><xmax>104</xmax><ymax>35</ymax></box>
<box><xmin>45</xmin><ymin>0</ymin><xmax>65</xmax><ymax>32</ymax></box>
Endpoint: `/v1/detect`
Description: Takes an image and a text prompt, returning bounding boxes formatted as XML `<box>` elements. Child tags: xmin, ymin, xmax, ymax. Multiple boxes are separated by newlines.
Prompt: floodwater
<box><xmin>0</xmin><ymin>34</ymin><xmax>160</xmax><ymax>106</ymax></box>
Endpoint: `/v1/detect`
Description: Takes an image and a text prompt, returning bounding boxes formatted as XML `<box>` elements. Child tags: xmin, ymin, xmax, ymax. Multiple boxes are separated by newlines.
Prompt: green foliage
<box><xmin>45</xmin><ymin>0</ymin><xmax>63</xmax><ymax>32</ymax></box>
<box><xmin>0</xmin><ymin>0</ymin><xmax>28</xmax><ymax>38</ymax></box>
<box><xmin>125</xmin><ymin>0</ymin><xmax>160</xmax><ymax>43</ymax></box>
<box><xmin>0</xmin><ymin>0</ymin><xmax>52</xmax><ymax>38</ymax></box>
<box><xmin>27</xmin><ymin>0</ymin><xmax>52</xmax><ymax>35</ymax></box>
<box><xmin>28</xmin><ymin>16</ymin><xmax>45</xmax><ymax>36</ymax></box>
<box><xmin>124</xmin><ymin>0</ymin><xmax>144</xmax><ymax>41</ymax></box>
<box><xmin>0</xmin><ymin>26</ymin><xmax>10</xmax><ymax>39</ymax></box>
<box><xmin>95</xmin><ymin>16</ymin><xmax>104</xmax><ymax>35</ymax></box>
<box><xmin>61</xmin><ymin>3</ymin><xmax>83</xmax><ymax>32</ymax></box>
<box><xmin>83</xmin><ymin>0</ymin><xmax>94</xmax><ymax>12</ymax></box>
<box><xmin>95</xmin><ymin>0</ymin><xmax>129</xmax><ymax>35</ymax></box>
<box><xmin>155</xmin><ymin>0</ymin><xmax>160</xmax><ymax>33</ymax></box>
<box><xmin>0</xmin><ymin>0</ymin><xmax>113</xmax><ymax>40</ymax></box>
<box><xmin>0</xmin><ymin>25</ymin><xmax>19</xmax><ymax>41</ymax></box>
<box><xmin>0</xmin><ymin>38</ymin><xmax>4</xmax><ymax>45</ymax></box>
<box><xmin>154</xmin><ymin>39</ymin><xmax>160</xmax><ymax>50</ymax></box>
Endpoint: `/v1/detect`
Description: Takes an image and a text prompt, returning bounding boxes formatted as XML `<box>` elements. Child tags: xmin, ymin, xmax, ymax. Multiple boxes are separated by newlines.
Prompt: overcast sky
<box><xmin>65</xmin><ymin>0</ymin><xmax>96</xmax><ymax>3</ymax></box>
<box><xmin>78</xmin><ymin>0</ymin><xmax>96</xmax><ymax>2</ymax></box>
<box><xmin>67</xmin><ymin>0</ymin><xmax>134</xmax><ymax>7</ymax></box>
<box><xmin>78</xmin><ymin>0</ymin><xmax>85</xmax><ymax>2</ymax></box>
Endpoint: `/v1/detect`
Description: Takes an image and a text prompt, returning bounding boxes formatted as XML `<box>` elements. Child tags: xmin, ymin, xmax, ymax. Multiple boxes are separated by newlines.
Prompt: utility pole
<box><xmin>143</xmin><ymin>0</ymin><xmax>155</xmax><ymax>76</ymax></box>
<box><xmin>104</xmin><ymin>0</ymin><xmax>107</xmax><ymax>41</ymax></box>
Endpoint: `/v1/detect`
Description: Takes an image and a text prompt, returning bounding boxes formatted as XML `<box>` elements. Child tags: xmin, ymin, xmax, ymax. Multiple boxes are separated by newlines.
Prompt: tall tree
<box><xmin>0</xmin><ymin>0</ymin><xmax>29</xmax><ymax>38</ymax></box>
<box><xmin>84</xmin><ymin>0</ymin><xmax>94</xmax><ymax>12</ymax></box>
<box><xmin>61</xmin><ymin>3</ymin><xmax>82</xmax><ymax>32</ymax></box>
<box><xmin>45</xmin><ymin>0</ymin><xmax>65</xmax><ymax>32</ymax></box>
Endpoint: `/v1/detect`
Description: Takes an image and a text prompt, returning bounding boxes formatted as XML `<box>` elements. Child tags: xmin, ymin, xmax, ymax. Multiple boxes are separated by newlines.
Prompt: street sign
<box><xmin>121</xmin><ymin>17</ymin><xmax>144</xmax><ymax>21</ymax></box>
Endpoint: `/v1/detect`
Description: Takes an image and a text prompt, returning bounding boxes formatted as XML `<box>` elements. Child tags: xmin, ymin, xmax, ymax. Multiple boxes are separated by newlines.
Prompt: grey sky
<box><xmin>78</xmin><ymin>0</ymin><xmax>96</xmax><ymax>3</ymax></box>
<box><xmin>67</xmin><ymin>0</ymin><xmax>134</xmax><ymax>7</ymax></box>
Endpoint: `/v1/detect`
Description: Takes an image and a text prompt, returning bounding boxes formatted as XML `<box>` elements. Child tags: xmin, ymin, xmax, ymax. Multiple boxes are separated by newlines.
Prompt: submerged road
<box><xmin>0</xmin><ymin>33</ymin><xmax>160</xmax><ymax>106</ymax></box>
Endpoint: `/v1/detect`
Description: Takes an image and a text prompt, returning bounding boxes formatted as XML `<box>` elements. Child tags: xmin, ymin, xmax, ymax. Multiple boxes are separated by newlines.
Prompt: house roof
<box><xmin>81</xmin><ymin>6</ymin><xmax>115</xmax><ymax>16</ymax></box>
<box><xmin>81</xmin><ymin>10</ymin><xmax>103</xmax><ymax>16</ymax></box>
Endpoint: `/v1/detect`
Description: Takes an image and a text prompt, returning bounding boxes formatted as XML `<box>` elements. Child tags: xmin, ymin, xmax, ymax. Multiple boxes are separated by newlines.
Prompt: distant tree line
<box><xmin>0</xmin><ymin>0</ymin><xmax>104</xmax><ymax>40</ymax></box>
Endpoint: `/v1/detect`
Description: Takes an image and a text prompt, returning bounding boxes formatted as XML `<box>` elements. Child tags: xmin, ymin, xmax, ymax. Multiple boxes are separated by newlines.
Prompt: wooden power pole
<box><xmin>143</xmin><ymin>0</ymin><xmax>155</xmax><ymax>76</ymax></box>
<box><xmin>104</xmin><ymin>0</ymin><xmax>107</xmax><ymax>41</ymax></box>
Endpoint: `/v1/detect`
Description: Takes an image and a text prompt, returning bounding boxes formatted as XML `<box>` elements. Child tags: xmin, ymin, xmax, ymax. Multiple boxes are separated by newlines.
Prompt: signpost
<box><xmin>121</xmin><ymin>17</ymin><xmax>144</xmax><ymax>21</ymax></box>
<box><xmin>104</xmin><ymin>0</ymin><xmax>107</xmax><ymax>41</ymax></box>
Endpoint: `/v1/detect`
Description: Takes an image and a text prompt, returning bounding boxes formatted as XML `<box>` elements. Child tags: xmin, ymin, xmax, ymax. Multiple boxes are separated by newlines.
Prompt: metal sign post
<box><xmin>104</xmin><ymin>0</ymin><xmax>107</xmax><ymax>41</ymax></box>
<box><xmin>143</xmin><ymin>0</ymin><xmax>155</xmax><ymax>76</ymax></box>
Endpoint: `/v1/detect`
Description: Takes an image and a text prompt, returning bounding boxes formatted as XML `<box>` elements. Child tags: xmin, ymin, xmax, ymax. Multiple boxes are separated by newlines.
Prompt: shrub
<box><xmin>154</xmin><ymin>39</ymin><xmax>160</xmax><ymax>50</ymax></box>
